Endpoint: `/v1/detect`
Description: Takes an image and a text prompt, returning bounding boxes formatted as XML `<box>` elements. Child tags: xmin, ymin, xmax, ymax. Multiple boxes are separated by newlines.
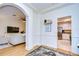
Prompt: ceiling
<box><xmin>25</xmin><ymin>3</ymin><xmax>69</xmax><ymax>13</ymax></box>
<box><xmin>0</xmin><ymin>5</ymin><xmax>25</xmax><ymax>21</ymax></box>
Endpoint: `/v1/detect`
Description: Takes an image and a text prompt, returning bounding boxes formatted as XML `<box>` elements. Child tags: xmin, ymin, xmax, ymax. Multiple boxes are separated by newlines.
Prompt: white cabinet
<box><xmin>0</xmin><ymin>36</ymin><xmax>8</xmax><ymax>44</ymax></box>
<box><xmin>62</xmin><ymin>33</ymin><xmax>70</xmax><ymax>40</ymax></box>
<box><xmin>7</xmin><ymin>34</ymin><xmax>25</xmax><ymax>45</ymax></box>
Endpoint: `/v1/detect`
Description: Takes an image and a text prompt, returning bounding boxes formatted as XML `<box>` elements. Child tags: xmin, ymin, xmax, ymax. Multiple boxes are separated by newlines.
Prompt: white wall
<box><xmin>40</xmin><ymin>4</ymin><xmax>79</xmax><ymax>54</ymax></box>
<box><xmin>41</xmin><ymin>14</ymin><xmax>57</xmax><ymax>48</ymax></box>
<box><xmin>32</xmin><ymin>12</ymin><xmax>41</xmax><ymax>46</ymax></box>
<box><xmin>18</xmin><ymin>3</ymin><xmax>36</xmax><ymax>50</ymax></box>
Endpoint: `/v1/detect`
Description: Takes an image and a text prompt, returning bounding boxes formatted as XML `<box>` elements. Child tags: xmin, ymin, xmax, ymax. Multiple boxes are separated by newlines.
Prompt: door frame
<box><xmin>57</xmin><ymin>16</ymin><xmax>72</xmax><ymax>52</ymax></box>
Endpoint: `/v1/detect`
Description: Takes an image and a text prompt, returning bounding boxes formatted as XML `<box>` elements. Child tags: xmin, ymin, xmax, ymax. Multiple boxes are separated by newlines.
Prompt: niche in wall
<box><xmin>44</xmin><ymin>19</ymin><xmax>52</xmax><ymax>32</ymax></box>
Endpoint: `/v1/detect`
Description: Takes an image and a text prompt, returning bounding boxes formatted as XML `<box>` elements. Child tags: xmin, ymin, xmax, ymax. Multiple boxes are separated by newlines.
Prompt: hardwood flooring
<box><xmin>0</xmin><ymin>44</ymin><xmax>28</xmax><ymax>56</ymax></box>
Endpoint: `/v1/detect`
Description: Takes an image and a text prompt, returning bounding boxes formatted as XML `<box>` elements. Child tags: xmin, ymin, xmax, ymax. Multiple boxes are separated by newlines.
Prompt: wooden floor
<box><xmin>57</xmin><ymin>48</ymin><xmax>78</xmax><ymax>56</ymax></box>
<box><xmin>0</xmin><ymin>44</ymin><xmax>28</xmax><ymax>56</ymax></box>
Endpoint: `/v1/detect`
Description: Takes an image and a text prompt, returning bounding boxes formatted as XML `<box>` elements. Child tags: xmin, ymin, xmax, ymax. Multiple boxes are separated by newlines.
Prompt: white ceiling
<box><xmin>27</xmin><ymin>3</ymin><xmax>57</xmax><ymax>11</ymax></box>
<box><xmin>0</xmin><ymin>5</ymin><xmax>25</xmax><ymax>20</ymax></box>
<box><xmin>25</xmin><ymin>3</ymin><xmax>68</xmax><ymax>13</ymax></box>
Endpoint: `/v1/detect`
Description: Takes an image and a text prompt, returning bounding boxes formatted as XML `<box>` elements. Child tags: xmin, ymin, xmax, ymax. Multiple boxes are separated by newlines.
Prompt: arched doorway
<box><xmin>0</xmin><ymin>3</ymin><xmax>32</xmax><ymax>50</ymax></box>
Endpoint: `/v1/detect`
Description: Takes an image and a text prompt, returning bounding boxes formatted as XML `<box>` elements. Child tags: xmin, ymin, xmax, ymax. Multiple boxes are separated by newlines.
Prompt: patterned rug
<box><xmin>26</xmin><ymin>46</ymin><xmax>71</xmax><ymax>56</ymax></box>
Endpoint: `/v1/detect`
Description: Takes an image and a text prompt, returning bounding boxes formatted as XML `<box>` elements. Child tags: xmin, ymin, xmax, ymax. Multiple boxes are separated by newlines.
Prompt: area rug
<box><xmin>26</xmin><ymin>46</ymin><xmax>71</xmax><ymax>56</ymax></box>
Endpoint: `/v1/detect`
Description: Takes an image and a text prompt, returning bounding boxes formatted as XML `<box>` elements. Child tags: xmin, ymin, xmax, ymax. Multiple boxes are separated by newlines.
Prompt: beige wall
<box><xmin>0</xmin><ymin>15</ymin><xmax>24</xmax><ymax>35</ymax></box>
<box><xmin>0</xmin><ymin>6</ymin><xmax>25</xmax><ymax>35</ymax></box>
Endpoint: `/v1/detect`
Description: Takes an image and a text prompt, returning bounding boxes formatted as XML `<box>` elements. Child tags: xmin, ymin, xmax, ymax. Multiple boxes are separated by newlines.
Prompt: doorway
<box><xmin>57</xmin><ymin>16</ymin><xmax>72</xmax><ymax>53</ymax></box>
<box><xmin>0</xmin><ymin>5</ymin><xmax>26</xmax><ymax>49</ymax></box>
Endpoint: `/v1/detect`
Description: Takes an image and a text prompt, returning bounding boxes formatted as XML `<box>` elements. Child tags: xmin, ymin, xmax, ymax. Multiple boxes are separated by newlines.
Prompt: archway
<box><xmin>0</xmin><ymin>3</ymin><xmax>32</xmax><ymax>50</ymax></box>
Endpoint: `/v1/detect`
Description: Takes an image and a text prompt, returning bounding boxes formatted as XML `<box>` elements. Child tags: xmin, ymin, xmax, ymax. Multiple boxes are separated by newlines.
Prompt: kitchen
<box><xmin>57</xmin><ymin>16</ymin><xmax>71</xmax><ymax>52</ymax></box>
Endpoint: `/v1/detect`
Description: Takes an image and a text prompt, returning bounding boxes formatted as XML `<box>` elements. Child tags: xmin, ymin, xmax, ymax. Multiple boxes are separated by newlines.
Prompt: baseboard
<box><xmin>9</xmin><ymin>42</ymin><xmax>25</xmax><ymax>46</ymax></box>
<box><xmin>57</xmin><ymin>48</ymin><xmax>79</xmax><ymax>56</ymax></box>
<box><xmin>0</xmin><ymin>43</ymin><xmax>8</xmax><ymax>45</ymax></box>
